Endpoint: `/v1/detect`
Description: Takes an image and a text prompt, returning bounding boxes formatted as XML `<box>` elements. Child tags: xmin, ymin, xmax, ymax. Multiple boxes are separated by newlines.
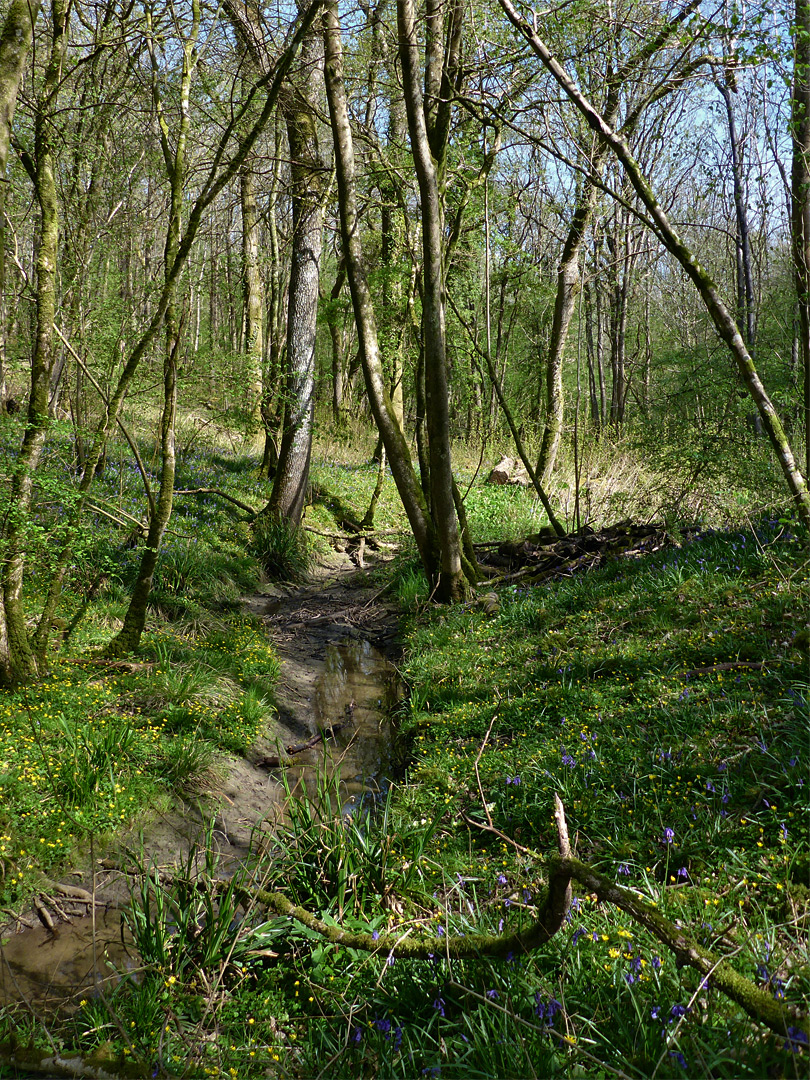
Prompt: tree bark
<box><xmin>398</xmin><ymin>0</ymin><xmax>468</xmax><ymax>600</ymax></box>
<box><xmin>793</xmin><ymin>0</ymin><xmax>810</xmax><ymax>482</ymax></box>
<box><xmin>1</xmin><ymin>0</ymin><xmax>66</xmax><ymax>683</ymax></box>
<box><xmin>106</xmin><ymin>0</ymin><xmax>198</xmax><ymax>657</ymax></box>
<box><xmin>266</xmin><ymin>26</ymin><xmax>325</xmax><ymax>527</ymax></box>
<box><xmin>0</xmin><ymin>0</ymin><xmax>41</xmax><ymax>415</ymax></box>
<box><xmin>322</xmin><ymin>0</ymin><xmax>441</xmax><ymax>579</ymax></box>
<box><xmin>240</xmin><ymin>163</ymin><xmax>264</xmax><ymax>426</ymax></box>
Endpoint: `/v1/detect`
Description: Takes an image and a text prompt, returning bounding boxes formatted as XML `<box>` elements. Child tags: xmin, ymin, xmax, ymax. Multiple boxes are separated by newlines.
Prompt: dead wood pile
<box><xmin>476</xmin><ymin>520</ymin><xmax>697</xmax><ymax>585</ymax></box>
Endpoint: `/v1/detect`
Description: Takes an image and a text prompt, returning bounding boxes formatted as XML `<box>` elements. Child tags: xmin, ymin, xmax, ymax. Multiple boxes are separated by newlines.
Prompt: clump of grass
<box><xmin>251</xmin><ymin>514</ymin><xmax>312</xmax><ymax>581</ymax></box>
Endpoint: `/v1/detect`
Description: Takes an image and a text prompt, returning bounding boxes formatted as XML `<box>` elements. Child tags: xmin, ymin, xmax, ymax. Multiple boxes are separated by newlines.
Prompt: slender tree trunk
<box><xmin>322</xmin><ymin>0</ymin><xmax>440</xmax><ymax>579</ymax></box>
<box><xmin>106</xmin><ymin>0</ymin><xmax>199</xmax><ymax>656</ymax></box>
<box><xmin>0</xmin><ymin>0</ymin><xmax>41</xmax><ymax>414</ymax></box>
<box><xmin>0</xmin><ymin>0</ymin><xmax>43</xmax><ymax>682</ymax></box>
<box><xmin>718</xmin><ymin>79</ymin><xmax>756</xmax><ymax>352</ymax></box>
<box><xmin>260</xmin><ymin>113</ymin><xmax>286</xmax><ymax>476</ymax></box>
<box><xmin>323</xmin><ymin>259</ymin><xmax>346</xmax><ymax>423</ymax></box>
<box><xmin>793</xmin><ymin>0</ymin><xmax>810</xmax><ymax>481</ymax></box>
<box><xmin>2</xmin><ymin>0</ymin><xmax>66</xmax><ymax>683</ymax></box>
<box><xmin>499</xmin><ymin>0</ymin><xmax>810</xmax><ymax>529</ymax></box>
<box><xmin>398</xmin><ymin>0</ymin><xmax>468</xmax><ymax>600</ymax></box>
<box><xmin>584</xmin><ymin>278</ymin><xmax>600</xmax><ymax>428</ymax></box>
<box><xmin>241</xmin><ymin>163</ymin><xmax>264</xmax><ymax>426</ymax></box>
<box><xmin>266</xmin><ymin>28</ymin><xmax>325</xmax><ymax>527</ymax></box>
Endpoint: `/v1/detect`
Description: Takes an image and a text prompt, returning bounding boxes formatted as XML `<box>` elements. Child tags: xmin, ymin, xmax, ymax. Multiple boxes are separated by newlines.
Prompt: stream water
<box><xmin>0</xmin><ymin>635</ymin><xmax>400</xmax><ymax>1014</ymax></box>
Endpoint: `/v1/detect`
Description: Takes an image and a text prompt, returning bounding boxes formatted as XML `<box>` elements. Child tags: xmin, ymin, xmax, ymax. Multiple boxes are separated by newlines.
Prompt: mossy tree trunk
<box><xmin>240</xmin><ymin>163</ymin><xmax>265</xmax><ymax>428</ymax></box>
<box><xmin>0</xmin><ymin>0</ymin><xmax>65</xmax><ymax>685</ymax></box>
<box><xmin>266</xmin><ymin>23</ymin><xmax>325</xmax><ymax>528</ymax></box>
<box><xmin>106</xmin><ymin>0</ymin><xmax>199</xmax><ymax>657</ymax></box>
<box><xmin>398</xmin><ymin>0</ymin><xmax>471</xmax><ymax>601</ymax></box>
<box><xmin>322</xmin><ymin>0</ymin><xmax>442</xmax><ymax>580</ymax></box>
<box><xmin>793</xmin><ymin>0</ymin><xmax>810</xmax><ymax>481</ymax></box>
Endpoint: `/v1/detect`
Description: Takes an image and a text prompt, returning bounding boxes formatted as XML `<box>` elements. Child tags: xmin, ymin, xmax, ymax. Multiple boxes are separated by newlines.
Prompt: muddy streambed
<box><xmin>0</xmin><ymin>565</ymin><xmax>402</xmax><ymax>1013</ymax></box>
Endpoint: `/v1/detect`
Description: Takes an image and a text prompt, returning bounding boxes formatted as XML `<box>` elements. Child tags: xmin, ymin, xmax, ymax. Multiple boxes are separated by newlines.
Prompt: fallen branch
<box><xmin>174</xmin><ymin>488</ymin><xmax>260</xmax><ymax>516</ymax></box>
<box><xmin>244</xmin><ymin>797</ymin><xmax>806</xmax><ymax>1043</ymax></box>
<box><xmin>683</xmin><ymin>661</ymin><xmax>766</xmax><ymax>677</ymax></box>
<box><xmin>254</xmin><ymin>720</ymin><xmax>352</xmax><ymax>767</ymax></box>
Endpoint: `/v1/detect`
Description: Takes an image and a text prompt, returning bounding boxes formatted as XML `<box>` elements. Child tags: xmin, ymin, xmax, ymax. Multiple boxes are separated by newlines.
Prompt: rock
<box><xmin>487</xmin><ymin>456</ymin><xmax>530</xmax><ymax>486</ymax></box>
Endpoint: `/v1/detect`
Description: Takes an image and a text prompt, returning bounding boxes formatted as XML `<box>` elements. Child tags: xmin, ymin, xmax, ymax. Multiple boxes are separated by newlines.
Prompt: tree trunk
<box><xmin>398</xmin><ymin>0</ymin><xmax>468</xmax><ymax>601</ymax></box>
<box><xmin>2</xmin><ymin>0</ymin><xmax>66</xmax><ymax>683</ymax></box>
<box><xmin>322</xmin><ymin>0</ymin><xmax>440</xmax><ymax>579</ymax></box>
<box><xmin>106</xmin><ymin>0</ymin><xmax>198</xmax><ymax>657</ymax></box>
<box><xmin>0</xmin><ymin>0</ymin><xmax>41</xmax><ymax>416</ymax></box>
<box><xmin>240</xmin><ymin>164</ymin><xmax>264</xmax><ymax>426</ymax></box>
<box><xmin>793</xmin><ymin>0</ymin><xmax>810</xmax><ymax>482</ymax></box>
<box><xmin>718</xmin><ymin>79</ymin><xmax>756</xmax><ymax>352</ymax></box>
<box><xmin>0</xmin><ymin>0</ymin><xmax>43</xmax><ymax>682</ymax></box>
<box><xmin>267</xmin><ymin>28</ymin><xmax>325</xmax><ymax>528</ymax></box>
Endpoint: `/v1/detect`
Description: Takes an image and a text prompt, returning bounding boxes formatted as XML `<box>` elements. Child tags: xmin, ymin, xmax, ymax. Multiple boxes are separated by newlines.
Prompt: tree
<box><xmin>499</xmin><ymin>0</ymin><xmax>810</xmax><ymax>530</ymax></box>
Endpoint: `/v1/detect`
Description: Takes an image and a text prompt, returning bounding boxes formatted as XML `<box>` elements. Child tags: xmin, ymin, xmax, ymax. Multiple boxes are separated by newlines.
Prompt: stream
<box><xmin>0</xmin><ymin>571</ymin><xmax>402</xmax><ymax>1014</ymax></box>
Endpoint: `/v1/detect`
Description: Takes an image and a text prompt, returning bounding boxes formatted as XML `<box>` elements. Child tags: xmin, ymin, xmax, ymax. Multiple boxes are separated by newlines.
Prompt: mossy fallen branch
<box><xmin>247</xmin><ymin>797</ymin><xmax>806</xmax><ymax>1044</ymax></box>
<box><xmin>0</xmin><ymin>1042</ymin><xmax>148</xmax><ymax>1079</ymax></box>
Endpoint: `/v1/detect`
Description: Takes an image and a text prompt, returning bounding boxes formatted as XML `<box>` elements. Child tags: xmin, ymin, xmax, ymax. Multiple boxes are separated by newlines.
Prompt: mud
<box><xmin>0</xmin><ymin>549</ymin><xmax>402</xmax><ymax>1011</ymax></box>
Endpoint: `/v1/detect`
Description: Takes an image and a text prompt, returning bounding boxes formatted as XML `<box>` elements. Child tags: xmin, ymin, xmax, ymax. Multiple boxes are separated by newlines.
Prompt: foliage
<box><xmin>251</xmin><ymin>514</ymin><xmax>313</xmax><ymax>582</ymax></box>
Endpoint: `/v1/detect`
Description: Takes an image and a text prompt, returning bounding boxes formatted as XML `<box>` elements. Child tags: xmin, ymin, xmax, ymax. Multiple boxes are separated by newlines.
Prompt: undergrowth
<box><xmin>0</xmin><ymin>421</ymin><xmax>807</xmax><ymax>1078</ymax></box>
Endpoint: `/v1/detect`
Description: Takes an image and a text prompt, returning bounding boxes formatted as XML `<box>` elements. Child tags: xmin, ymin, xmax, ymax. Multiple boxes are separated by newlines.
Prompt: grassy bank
<box><xmin>0</xmin><ymin>422</ymin><xmax>807</xmax><ymax>1078</ymax></box>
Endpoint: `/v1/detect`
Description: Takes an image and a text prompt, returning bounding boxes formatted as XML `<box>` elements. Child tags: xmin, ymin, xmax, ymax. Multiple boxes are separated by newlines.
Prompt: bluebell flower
<box><xmin>669</xmin><ymin>1051</ymin><xmax>687</xmax><ymax>1069</ymax></box>
<box><xmin>785</xmin><ymin>1027</ymin><xmax>809</xmax><ymax>1053</ymax></box>
<box><xmin>663</xmin><ymin>827</ymin><xmax>675</xmax><ymax>844</ymax></box>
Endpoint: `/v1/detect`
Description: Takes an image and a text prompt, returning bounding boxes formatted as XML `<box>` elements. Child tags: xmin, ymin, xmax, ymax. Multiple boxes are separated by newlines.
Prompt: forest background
<box><xmin>0</xmin><ymin>0</ymin><xmax>807</xmax><ymax>1074</ymax></box>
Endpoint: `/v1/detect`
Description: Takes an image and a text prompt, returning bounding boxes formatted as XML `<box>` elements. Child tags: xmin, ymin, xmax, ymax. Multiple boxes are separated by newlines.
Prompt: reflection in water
<box><xmin>260</xmin><ymin>637</ymin><xmax>400</xmax><ymax>826</ymax></box>
<box><xmin>0</xmin><ymin>908</ymin><xmax>133</xmax><ymax>1011</ymax></box>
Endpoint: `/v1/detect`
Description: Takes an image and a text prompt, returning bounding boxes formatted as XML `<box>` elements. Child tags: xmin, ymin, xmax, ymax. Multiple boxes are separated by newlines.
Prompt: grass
<box><xmin>0</xmin><ymin>420</ymin><xmax>282</xmax><ymax>906</ymax></box>
<box><xmin>391</xmin><ymin>512</ymin><xmax>809</xmax><ymax>1077</ymax></box>
<box><xmin>0</xmin><ymin>417</ymin><xmax>807</xmax><ymax>1078</ymax></box>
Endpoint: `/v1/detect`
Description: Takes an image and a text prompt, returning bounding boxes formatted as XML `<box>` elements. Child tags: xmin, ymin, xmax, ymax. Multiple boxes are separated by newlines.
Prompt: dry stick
<box><xmin>474</xmin><ymin>708</ymin><xmax>499</xmax><ymax>830</ymax></box>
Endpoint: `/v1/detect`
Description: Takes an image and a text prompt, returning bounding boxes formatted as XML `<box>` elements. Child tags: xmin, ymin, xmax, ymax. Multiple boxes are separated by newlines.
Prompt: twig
<box><xmin>473</xmin><ymin>708</ymin><xmax>499</xmax><ymax>829</ymax></box>
<box><xmin>460</xmin><ymin>808</ymin><xmax>536</xmax><ymax>857</ymax></box>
